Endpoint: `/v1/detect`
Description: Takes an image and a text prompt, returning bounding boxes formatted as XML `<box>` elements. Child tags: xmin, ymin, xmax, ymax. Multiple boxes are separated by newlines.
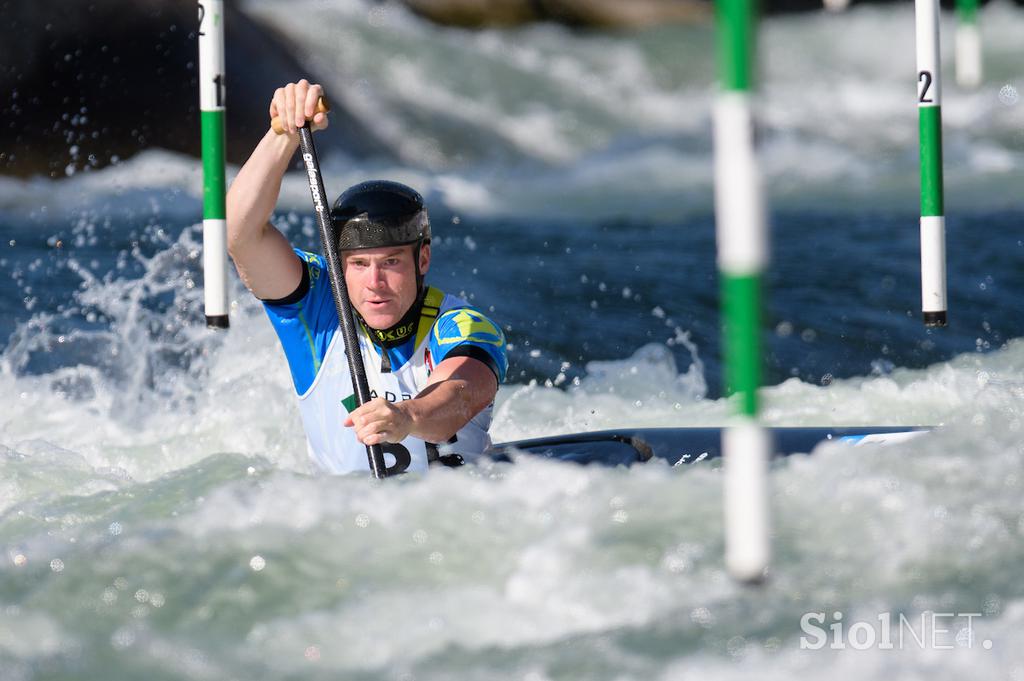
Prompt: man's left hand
<box><xmin>344</xmin><ymin>397</ymin><xmax>414</xmax><ymax>446</ymax></box>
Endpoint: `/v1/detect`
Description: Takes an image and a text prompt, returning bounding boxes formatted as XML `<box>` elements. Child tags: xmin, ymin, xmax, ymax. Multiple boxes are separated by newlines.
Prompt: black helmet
<box><xmin>331</xmin><ymin>180</ymin><xmax>431</xmax><ymax>252</ymax></box>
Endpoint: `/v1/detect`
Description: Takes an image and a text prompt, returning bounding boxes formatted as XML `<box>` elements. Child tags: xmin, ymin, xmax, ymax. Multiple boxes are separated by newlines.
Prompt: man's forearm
<box><xmin>401</xmin><ymin>376</ymin><xmax>493</xmax><ymax>444</ymax></box>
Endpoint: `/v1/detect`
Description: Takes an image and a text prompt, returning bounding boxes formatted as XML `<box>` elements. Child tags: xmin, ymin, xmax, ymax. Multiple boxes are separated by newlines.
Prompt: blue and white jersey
<box><xmin>263</xmin><ymin>249</ymin><xmax>507</xmax><ymax>474</ymax></box>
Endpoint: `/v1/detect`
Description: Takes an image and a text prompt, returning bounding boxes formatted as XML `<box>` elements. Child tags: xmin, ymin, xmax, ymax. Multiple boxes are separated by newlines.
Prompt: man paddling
<box><xmin>226</xmin><ymin>80</ymin><xmax>507</xmax><ymax>475</ymax></box>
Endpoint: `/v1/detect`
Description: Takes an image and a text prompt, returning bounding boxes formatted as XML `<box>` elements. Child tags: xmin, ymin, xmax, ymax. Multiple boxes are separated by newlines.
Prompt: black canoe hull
<box><xmin>491</xmin><ymin>427</ymin><xmax>929</xmax><ymax>467</ymax></box>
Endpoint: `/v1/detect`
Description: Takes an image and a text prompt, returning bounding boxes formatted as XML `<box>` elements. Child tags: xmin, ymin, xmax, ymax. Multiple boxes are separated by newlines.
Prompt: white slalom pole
<box><xmin>714</xmin><ymin>0</ymin><xmax>771</xmax><ymax>584</ymax></box>
<box><xmin>199</xmin><ymin>0</ymin><xmax>230</xmax><ymax>329</ymax></box>
<box><xmin>916</xmin><ymin>0</ymin><xmax>948</xmax><ymax>327</ymax></box>
<box><xmin>823</xmin><ymin>0</ymin><xmax>851</xmax><ymax>13</ymax></box>
<box><xmin>955</xmin><ymin>0</ymin><xmax>982</xmax><ymax>88</ymax></box>
<box><xmin>722</xmin><ymin>423</ymin><xmax>771</xmax><ymax>582</ymax></box>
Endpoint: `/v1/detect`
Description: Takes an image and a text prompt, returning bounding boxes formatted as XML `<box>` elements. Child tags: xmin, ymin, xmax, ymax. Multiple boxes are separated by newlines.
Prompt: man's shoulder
<box><xmin>294</xmin><ymin>248</ymin><xmax>327</xmax><ymax>276</ymax></box>
<box><xmin>428</xmin><ymin>300</ymin><xmax>507</xmax><ymax>383</ymax></box>
<box><xmin>286</xmin><ymin>248</ymin><xmax>329</xmax><ymax>303</ymax></box>
<box><xmin>263</xmin><ymin>248</ymin><xmax>337</xmax><ymax>332</ymax></box>
<box><xmin>432</xmin><ymin>306</ymin><xmax>504</xmax><ymax>348</ymax></box>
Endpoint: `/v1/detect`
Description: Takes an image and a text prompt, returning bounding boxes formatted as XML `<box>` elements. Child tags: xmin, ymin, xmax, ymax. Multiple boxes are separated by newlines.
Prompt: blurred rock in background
<box><xmin>0</xmin><ymin>0</ymin><xmax>387</xmax><ymax>179</ymax></box>
<box><xmin>399</xmin><ymin>0</ymin><xmax>711</xmax><ymax>28</ymax></box>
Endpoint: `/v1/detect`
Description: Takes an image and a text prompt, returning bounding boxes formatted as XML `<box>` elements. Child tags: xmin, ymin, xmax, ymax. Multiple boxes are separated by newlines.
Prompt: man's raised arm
<box><xmin>226</xmin><ymin>80</ymin><xmax>327</xmax><ymax>300</ymax></box>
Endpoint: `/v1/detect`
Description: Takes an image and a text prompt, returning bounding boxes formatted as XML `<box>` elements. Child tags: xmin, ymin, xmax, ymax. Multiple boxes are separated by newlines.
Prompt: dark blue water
<box><xmin>3</xmin><ymin>191</ymin><xmax>1021</xmax><ymax>397</ymax></box>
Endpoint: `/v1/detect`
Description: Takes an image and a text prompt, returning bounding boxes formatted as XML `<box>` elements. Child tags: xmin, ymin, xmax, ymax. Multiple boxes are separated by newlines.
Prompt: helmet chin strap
<box><xmin>413</xmin><ymin>241</ymin><xmax>426</xmax><ymax>293</ymax></box>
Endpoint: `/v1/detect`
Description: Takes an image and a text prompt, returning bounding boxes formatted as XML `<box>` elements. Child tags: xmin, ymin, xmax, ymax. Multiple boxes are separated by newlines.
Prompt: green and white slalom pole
<box><xmin>713</xmin><ymin>0</ymin><xmax>771</xmax><ymax>584</ymax></box>
<box><xmin>916</xmin><ymin>0</ymin><xmax>948</xmax><ymax>327</ymax></box>
<box><xmin>955</xmin><ymin>0</ymin><xmax>982</xmax><ymax>88</ymax></box>
<box><xmin>198</xmin><ymin>0</ymin><xmax>230</xmax><ymax>329</ymax></box>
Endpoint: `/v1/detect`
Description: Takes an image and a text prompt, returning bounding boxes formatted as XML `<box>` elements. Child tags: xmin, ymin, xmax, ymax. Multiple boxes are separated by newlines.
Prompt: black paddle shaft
<box><xmin>297</xmin><ymin>125</ymin><xmax>388</xmax><ymax>478</ymax></box>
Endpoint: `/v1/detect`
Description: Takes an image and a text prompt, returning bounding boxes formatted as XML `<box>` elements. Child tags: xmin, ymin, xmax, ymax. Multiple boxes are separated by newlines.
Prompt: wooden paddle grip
<box><xmin>271</xmin><ymin>96</ymin><xmax>330</xmax><ymax>134</ymax></box>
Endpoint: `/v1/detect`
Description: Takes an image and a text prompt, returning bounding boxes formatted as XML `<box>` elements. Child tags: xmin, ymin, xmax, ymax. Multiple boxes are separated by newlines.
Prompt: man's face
<box><xmin>342</xmin><ymin>243</ymin><xmax>430</xmax><ymax>330</ymax></box>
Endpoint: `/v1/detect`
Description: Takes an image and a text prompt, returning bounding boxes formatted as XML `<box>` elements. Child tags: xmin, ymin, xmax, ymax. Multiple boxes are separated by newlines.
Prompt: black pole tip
<box><xmin>923</xmin><ymin>311</ymin><xmax>947</xmax><ymax>328</ymax></box>
<box><xmin>206</xmin><ymin>315</ymin><xmax>230</xmax><ymax>330</ymax></box>
<box><xmin>736</xmin><ymin>570</ymin><xmax>769</xmax><ymax>587</ymax></box>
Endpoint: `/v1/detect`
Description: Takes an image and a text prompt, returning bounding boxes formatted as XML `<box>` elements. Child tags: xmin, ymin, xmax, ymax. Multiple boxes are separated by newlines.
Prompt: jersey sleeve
<box><xmin>262</xmin><ymin>248</ymin><xmax>339</xmax><ymax>395</ymax></box>
<box><xmin>429</xmin><ymin>307</ymin><xmax>508</xmax><ymax>383</ymax></box>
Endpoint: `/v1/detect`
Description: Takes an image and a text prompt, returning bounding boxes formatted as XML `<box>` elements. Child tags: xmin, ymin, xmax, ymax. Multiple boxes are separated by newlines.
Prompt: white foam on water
<box><xmin>233</xmin><ymin>0</ymin><xmax>1024</xmax><ymax>217</ymax></box>
<box><xmin>3</xmin><ymin>312</ymin><xmax>1024</xmax><ymax>677</ymax></box>
<box><xmin>0</xmin><ymin>224</ymin><xmax>311</xmax><ymax>494</ymax></box>
<box><xmin>3</xmin><ymin>390</ymin><xmax>1021</xmax><ymax>678</ymax></box>
<box><xmin>5</xmin><ymin>2</ymin><xmax>1024</xmax><ymax>228</ymax></box>
<box><xmin>0</xmin><ymin>609</ymin><xmax>74</xmax><ymax>658</ymax></box>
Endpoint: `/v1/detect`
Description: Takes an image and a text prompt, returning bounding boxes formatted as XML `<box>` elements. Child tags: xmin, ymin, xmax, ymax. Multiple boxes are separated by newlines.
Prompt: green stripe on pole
<box><xmin>956</xmin><ymin>0</ymin><xmax>978</xmax><ymax>24</ymax></box>
<box><xmin>722</xmin><ymin>273</ymin><xmax>762</xmax><ymax>416</ymax></box>
<box><xmin>716</xmin><ymin>0</ymin><xmax>755</xmax><ymax>92</ymax></box>
<box><xmin>919</xmin><ymin>106</ymin><xmax>944</xmax><ymax>217</ymax></box>
<box><xmin>201</xmin><ymin>110</ymin><xmax>226</xmax><ymax>220</ymax></box>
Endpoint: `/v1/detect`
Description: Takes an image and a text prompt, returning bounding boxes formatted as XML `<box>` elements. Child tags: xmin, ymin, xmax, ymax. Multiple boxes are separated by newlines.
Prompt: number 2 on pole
<box><xmin>198</xmin><ymin>2</ymin><xmax>205</xmax><ymax>35</ymax></box>
<box><xmin>918</xmin><ymin>71</ymin><xmax>933</xmax><ymax>104</ymax></box>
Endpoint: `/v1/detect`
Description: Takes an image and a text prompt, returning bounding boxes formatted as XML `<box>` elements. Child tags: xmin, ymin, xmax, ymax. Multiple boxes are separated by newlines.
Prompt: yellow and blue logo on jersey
<box><xmin>434</xmin><ymin>309</ymin><xmax>504</xmax><ymax>348</ymax></box>
<box><xmin>430</xmin><ymin>307</ymin><xmax>508</xmax><ymax>382</ymax></box>
<box><xmin>300</xmin><ymin>251</ymin><xmax>322</xmax><ymax>283</ymax></box>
